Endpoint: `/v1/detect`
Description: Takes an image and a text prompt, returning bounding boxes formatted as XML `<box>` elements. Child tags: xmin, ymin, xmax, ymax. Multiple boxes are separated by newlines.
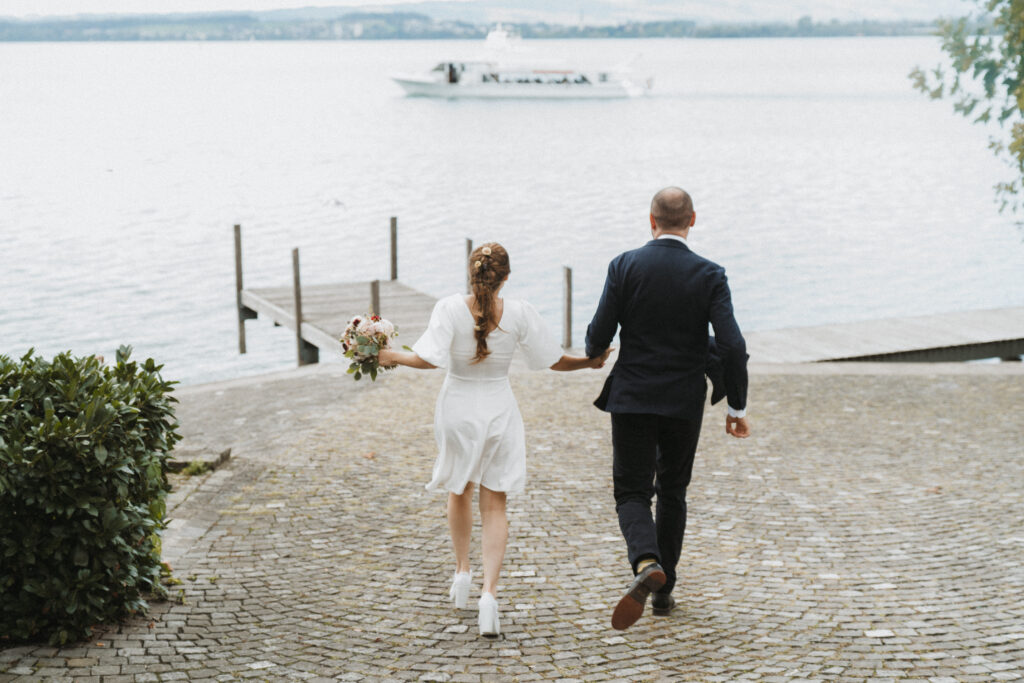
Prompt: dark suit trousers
<box><xmin>611</xmin><ymin>411</ymin><xmax>703</xmax><ymax>594</ymax></box>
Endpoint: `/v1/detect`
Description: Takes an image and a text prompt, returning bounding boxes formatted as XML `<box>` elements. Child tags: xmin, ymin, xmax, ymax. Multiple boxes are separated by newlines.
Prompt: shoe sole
<box><xmin>451</xmin><ymin>585</ymin><xmax>469</xmax><ymax>610</ymax></box>
<box><xmin>479</xmin><ymin>598</ymin><xmax>500</xmax><ymax>638</ymax></box>
<box><xmin>479</xmin><ymin>612</ymin><xmax>500</xmax><ymax>638</ymax></box>
<box><xmin>451</xmin><ymin>573</ymin><xmax>471</xmax><ymax>610</ymax></box>
<box><xmin>611</xmin><ymin>568</ymin><xmax>666</xmax><ymax>630</ymax></box>
<box><xmin>651</xmin><ymin>604</ymin><xmax>674</xmax><ymax>616</ymax></box>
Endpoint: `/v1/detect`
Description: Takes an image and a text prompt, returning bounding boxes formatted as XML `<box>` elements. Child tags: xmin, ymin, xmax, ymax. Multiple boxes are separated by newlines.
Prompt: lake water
<box><xmin>1</xmin><ymin>37</ymin><xmax>1021</xmax><ymax>385</ymax></box>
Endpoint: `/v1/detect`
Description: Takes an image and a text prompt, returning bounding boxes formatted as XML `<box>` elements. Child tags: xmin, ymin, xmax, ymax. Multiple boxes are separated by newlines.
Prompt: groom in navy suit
<box><xmin>585</xmin><ymin>186</ymin><xmax>750</xmax><ymax>630</ymax></box>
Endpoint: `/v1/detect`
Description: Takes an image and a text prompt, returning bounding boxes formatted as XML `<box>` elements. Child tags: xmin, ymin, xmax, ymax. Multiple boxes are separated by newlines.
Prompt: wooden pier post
<box><xmin>370</xmin><ymin>279</ymin><xmax>381</xmax><ymax>317</ymax></box>
<box><xmin>465</xmin><ymin>238</ymin><xmax>473</xmax><ymax>293</ymax></box>
<box><xmin>562</xmin><ymin>265</ymin><xmax>573</xmax><ymax>349</ymax></box>
<box><xmin>292</xmin><ymin>248</ymin><xmax>319</xmax><ymax>366</ymax></box>
<box><xmin>235</xmin><ymin>225</ymin><xmax>246</xmax><ymax>354</ymax></box>
<box><xmin>390</xmin><ymin>217</ymin><xmax>398</xmax><ymax>281</ymax></box>
<box><xmin>234</xmin><ymin>224</ymin><xmax>257</xmax><ymax>354</ymax></box>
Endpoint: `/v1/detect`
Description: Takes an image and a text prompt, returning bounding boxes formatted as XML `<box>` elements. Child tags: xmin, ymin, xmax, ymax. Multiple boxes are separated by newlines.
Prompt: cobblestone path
<box><xmin>2</xmin><ymin>364</ymin><xmax>1022</xmax><ymax>682</ymax></box>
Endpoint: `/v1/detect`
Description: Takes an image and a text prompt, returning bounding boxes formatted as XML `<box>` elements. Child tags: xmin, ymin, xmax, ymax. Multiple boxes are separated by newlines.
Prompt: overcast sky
<box><xmin>0</xmin><ymin>0</ymin><xmax>459</xmax><ymax>17</ymax></box>
<box><xmin>0</xmin><ymin>0</ymin><xmax>972</xmax><ymax>20</ymax></box>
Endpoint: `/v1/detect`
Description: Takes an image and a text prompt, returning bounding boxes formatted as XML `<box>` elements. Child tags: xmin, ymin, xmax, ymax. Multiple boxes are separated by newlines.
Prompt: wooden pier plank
<box><xmin>746</xmin><ymin>306</ymin><xmax>1024</xmax><ymax>363</ymax></box>
<box><xmin>242</xmin><ymin>280</ymin><xmax>438</xmax><ymax>359</ymax></box>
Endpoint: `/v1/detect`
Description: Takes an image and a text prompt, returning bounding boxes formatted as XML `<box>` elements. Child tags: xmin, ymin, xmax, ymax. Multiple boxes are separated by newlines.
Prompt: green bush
<box><xmin>0</xmin><ymin>346</ymin><xmax>181</xmax><ymax>645</ymax></box>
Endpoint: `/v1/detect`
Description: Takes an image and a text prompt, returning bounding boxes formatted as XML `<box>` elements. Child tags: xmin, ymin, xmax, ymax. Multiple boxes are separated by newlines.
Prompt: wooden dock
<box><xmin>234</xmin><ymin>221</ymin><xmax>580</xmax><ymax>366</ymax></box>
<box><xmin>241</xmin><ymin>280</ymin><xmax>438</xmax><ymax>363</ymax></box>
<box><xmin>234</xmin><ymin>221</ymin><xmax>442</xmax><ymax>365</ymax></box>
<box><xmin>745</xmin><ymin>306</ymin><xmax>1024</xmax><ymax>363</ymax></box>
<box><xmin>234</xmin><ymin>222</ymin><xmax>1022</xmax><ymax>366</ymax></box>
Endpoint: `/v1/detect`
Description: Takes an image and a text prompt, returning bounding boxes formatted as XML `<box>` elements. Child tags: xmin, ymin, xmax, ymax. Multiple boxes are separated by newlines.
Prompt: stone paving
<box><xmin>2</xmin><ymin>361</ymin><xmax>1023</xmax><ymax>682</ymax></box>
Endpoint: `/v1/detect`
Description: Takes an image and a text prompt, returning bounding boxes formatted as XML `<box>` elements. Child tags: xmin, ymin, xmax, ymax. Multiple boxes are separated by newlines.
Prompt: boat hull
<box><xmin>392</xmin><ymin>75</ymin><xmax>646</xmax><ymax>99</ymax></box>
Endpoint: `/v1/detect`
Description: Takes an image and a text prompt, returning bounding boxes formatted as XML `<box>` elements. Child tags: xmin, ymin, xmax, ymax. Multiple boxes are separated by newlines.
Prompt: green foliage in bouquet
<box><xmin>0</xmin><ymin>346</ymin><xmax>181</xmax><ymax>645</ymax></box>
<box><xmin>344</xmin><ymin>334</ymin><xmax>381</xmax><ymax>381</ymax></box>
<box><xmin>341</xmin><ymin>314</ymin><xmax>399</xmax><ymax>381</ymax></box>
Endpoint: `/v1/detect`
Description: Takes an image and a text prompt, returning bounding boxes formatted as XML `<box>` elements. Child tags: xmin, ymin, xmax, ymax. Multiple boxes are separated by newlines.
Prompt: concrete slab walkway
<box><xmin>2</xmin><ymin>362</ymin><xmax>1023</xmax><ymax>681</ymax></box>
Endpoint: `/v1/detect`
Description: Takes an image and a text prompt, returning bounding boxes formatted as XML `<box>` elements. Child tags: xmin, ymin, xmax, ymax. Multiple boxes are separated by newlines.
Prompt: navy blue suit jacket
<box><xmin>585</xmin><ymin>238</ymin><xmax>748</xmax><ymax>419</ymax></box>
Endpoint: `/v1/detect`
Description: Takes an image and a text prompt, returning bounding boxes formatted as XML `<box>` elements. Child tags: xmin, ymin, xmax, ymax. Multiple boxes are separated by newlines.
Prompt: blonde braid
<box><xmin>468</xmin><ymin>243</ymin><xmax>510</xmax><ymax>364</ymax></box>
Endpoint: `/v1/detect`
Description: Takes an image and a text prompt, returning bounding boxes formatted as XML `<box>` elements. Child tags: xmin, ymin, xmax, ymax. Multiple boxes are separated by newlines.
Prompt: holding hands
<box><xmin>550</xmin><ymin>346</ymin><xmax>613</xmax><ymax>372</ymax></box>
<box><xmin>378</xmin><ymin>346</ymin><xmax>612</xmax><ymax>372</ymax></box>
<box><xmin>590</xmin><ymin>347</ymin><xmax>613</xmax><ymax>368</ymax></box>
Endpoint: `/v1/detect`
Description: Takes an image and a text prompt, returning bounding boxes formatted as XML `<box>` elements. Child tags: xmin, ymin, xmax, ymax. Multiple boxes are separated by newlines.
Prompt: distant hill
<box><xmin>0</xmin><ymin>0</ymin><xmax>972</xmax><ymax>42</ymax></box>
<box><xmin>263</xmin><ymin>0</ymin><xmax>972</xmax><ymax>25</ymax></box>
<box><xmin>0</xmin><ymin>0</ymin><xmax>974</xmax><ymax>25</ymax></box>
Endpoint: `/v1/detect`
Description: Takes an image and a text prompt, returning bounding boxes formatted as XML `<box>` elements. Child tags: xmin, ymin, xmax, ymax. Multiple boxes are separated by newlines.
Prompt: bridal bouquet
<box><xmin>341</xmin><ymin>314</ymin><xmax>398</xmax><ymax>381</ymax></box>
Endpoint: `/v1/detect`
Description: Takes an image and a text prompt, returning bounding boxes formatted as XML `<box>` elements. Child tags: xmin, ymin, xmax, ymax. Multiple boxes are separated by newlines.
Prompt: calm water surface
<box><xmin>1</xmin><ymin>38</ymin><xmax>1021</xmax><ymax>384</ymax></box>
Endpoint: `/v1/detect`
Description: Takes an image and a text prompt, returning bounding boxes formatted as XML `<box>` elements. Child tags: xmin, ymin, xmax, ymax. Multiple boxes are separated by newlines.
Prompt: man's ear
<box><xmin>649</xmin><ymin>213</ymin><xmax>657</xmax><ymax>231</ymax></box>
<box><xmin>690</xmin><ymin>212</ymin><xmax>696</xmax><ymax>227</ymax></box>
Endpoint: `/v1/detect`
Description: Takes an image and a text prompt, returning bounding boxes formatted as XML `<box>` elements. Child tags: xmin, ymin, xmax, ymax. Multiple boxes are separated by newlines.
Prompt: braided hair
<box><xmin>468</xmin><ymin>242</ymin><xmax>510</xmax><ymax>364</ymax></box>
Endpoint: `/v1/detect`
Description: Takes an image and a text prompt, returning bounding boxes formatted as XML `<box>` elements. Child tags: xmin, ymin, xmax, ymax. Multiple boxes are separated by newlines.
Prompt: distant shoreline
<box><xmin>0</xmin><ymin>13</ymin><xmax>941</xmax><ymax>42</ymax></box>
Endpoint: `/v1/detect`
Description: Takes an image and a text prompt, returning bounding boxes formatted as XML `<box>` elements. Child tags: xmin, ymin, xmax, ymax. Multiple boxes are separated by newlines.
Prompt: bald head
<box><xmin>650</xmin><ymin>187</ymin><xmax>694</xmax><ymax>232</ymax></box>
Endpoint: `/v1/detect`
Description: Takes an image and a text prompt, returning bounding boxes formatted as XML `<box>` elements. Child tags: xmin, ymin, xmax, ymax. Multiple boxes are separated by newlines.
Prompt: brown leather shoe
<box><xmin>651</xmin><ymin>592</ymin><xmax>675</xmax><ymax>616</ymax></box>
<box><xmin>611</xmin><ymin>562</ymin><xmax>666</xmax><ymax>630</ymax></box>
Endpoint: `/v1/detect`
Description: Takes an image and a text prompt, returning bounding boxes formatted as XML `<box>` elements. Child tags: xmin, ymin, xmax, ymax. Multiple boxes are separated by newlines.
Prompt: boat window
<box><xmin>431</xmin><ymin>63</ymin><xmax>446</xmax><ymax>72</ymax></box>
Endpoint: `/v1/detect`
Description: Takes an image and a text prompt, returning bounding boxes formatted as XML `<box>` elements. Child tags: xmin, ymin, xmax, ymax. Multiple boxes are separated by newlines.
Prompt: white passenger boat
<box><xmin>391</xmin><ymin>26</ymin><xmax>652</xmax><ymax>99</ymax></box>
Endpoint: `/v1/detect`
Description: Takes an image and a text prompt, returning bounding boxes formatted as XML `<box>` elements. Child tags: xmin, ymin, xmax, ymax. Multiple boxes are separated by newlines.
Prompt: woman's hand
<box><xmin>589</xmin><ymin>347</ymin><xmax>614</xmax><ymax>368</ymax></box>
<box><xmin>377</xmin><ymin>347</ymin><xmax>437</xmax><ymax>370</ymax></box>
<box><xmin>378</xmin><ymin>348</ymin><xmax>398</xmax><ymax>368</ymax></box>
<box><xmin>550</xmin><ymin>348</ymin><xmax>614</xmax><ymax>372</ymax></box>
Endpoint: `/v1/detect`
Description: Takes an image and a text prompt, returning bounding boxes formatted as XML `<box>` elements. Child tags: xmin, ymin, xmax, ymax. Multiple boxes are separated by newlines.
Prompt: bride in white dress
<box><xmin>379</xmin><ymin>243</ymin><xmax>610</xmax><ymax>637</ymax></box>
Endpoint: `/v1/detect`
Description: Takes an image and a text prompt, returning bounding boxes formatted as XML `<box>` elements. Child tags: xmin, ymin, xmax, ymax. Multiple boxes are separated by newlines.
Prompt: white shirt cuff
<box><xmin>727</xmin><ymin>406</ymin><xmax>746</xmax><ymax>419</ymax></box>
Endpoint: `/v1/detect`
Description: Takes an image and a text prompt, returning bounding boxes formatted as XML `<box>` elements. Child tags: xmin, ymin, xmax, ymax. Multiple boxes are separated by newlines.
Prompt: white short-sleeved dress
<box><xmin>412</xmin><ymin>293</ymin><xmax>563</xmax><ymax>495</ymax></box>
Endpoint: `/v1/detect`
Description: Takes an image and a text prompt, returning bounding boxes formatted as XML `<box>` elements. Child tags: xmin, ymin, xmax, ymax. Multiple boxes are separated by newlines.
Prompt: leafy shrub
<box><xmin>0</xmin><ymin>346</ymin><xmax>180</xmax><ymax>645</ymax></box>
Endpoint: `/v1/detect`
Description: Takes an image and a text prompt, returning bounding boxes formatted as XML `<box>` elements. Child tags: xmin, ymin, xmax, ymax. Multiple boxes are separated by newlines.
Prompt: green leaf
<box><xmin>0</xmin><ymin>346</ymin><xmax>179</xmax><ymax>643</ymax></box>
<box><xmin>911</xmin><ymin>0</ymin><xmax>1024</xmax><ymax>215</ymax></box>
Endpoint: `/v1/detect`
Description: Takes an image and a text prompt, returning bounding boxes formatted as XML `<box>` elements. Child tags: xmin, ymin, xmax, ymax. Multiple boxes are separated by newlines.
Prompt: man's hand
<box><xmin>590</xmin><ymin>347</ymin><xmax>614</xmax><ymax>368</ymax></box>
<box><xmin>726</xmin><ymin>415</ymin><xmax>750</xmax><ymax>438</ymax></box>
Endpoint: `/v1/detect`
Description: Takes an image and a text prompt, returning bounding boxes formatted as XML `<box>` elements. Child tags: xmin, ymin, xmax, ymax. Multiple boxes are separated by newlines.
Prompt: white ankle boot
<box><xmin>478</xmin><ymin>592</ymin><xmax>500</xmax><ymax>637</ymax></box>
<box><xmin>450</xmin><ymin>571</ymin><xmax>471</xmax><ymax>609</ymax></box>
